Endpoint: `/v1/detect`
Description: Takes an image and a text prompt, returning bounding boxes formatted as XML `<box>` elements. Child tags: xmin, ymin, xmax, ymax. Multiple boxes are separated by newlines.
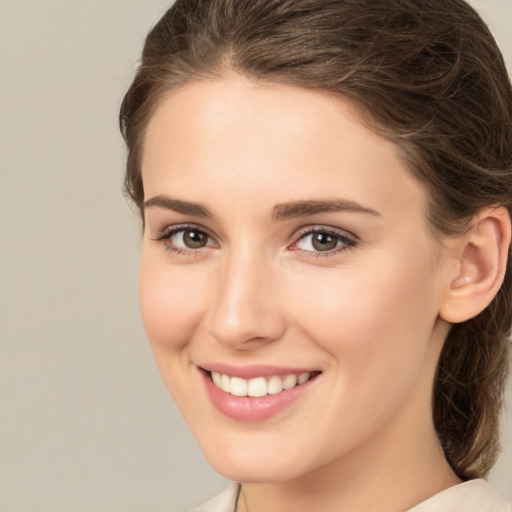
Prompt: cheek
<box><xmin>139</xmin><ymin>253</ymin><xmax>207</xmax><ymax>351</ymax></box>
<box><xmin>281</xmin><ymin>254</ymin><xmax>442</xmax><ymax>449</ymax></box>
<box><xmin>289</xmin><ymin>248</ymin><xmax>441</xmax><ymax>384</ymax></box>
<box><xmin>139</xmin><ymin>253</ymin><xmax>211</xmax><ymax>415</ymax></box>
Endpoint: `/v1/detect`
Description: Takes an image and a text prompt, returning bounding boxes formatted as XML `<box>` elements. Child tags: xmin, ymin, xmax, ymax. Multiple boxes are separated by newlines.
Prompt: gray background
<box><xmin>0</xmin><ymin>1</ymin><xmax>510</xmax><ymax>511</ymax></box>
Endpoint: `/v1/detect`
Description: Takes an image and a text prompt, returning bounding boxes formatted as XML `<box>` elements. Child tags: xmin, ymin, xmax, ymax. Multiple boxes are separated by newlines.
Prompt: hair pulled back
<box><xmin>120</xmin><ymin>0</ymin><xmax>512</xmax><ymax>480</ymax></box>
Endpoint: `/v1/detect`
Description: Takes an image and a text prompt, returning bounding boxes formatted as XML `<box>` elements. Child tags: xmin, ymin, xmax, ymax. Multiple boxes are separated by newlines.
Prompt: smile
<box><xmin>211</xmin><ymin>371</ymin><xmax>314</xmax><ymax>397</ymax></box>
<box><xmin>201</xmin><ymin>367</ymin><xmax>321</xmax><ymax>421</ymax></box>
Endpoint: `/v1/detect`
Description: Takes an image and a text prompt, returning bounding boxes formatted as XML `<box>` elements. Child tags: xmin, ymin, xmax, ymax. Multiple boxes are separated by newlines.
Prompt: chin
<box><xmin>207</xmin><ymin>453</ymin><xmax>308</xmax><ymax>483</ymax></box>
<box><xmin>196</xmin><ymin>432</ymin><xmax>307</xmax><ymax>483</ymax></box>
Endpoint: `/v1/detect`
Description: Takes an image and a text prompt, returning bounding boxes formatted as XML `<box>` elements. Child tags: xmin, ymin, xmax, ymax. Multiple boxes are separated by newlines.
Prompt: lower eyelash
<box><xmin>300</xmin><ymin>241</ymin><xmax>356</xmax><ymax>259</ymax></box>
<box><xmin>156</xmin><ymin>242</ymin><xmax>206</xmax><ymax>258</ymax></box>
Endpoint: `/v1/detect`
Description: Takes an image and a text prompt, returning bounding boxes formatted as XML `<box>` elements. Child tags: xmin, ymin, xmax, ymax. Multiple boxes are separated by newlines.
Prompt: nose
<box><xmin>204</xmin><ymin>248</ymin><xmax>287</xmax><ymax>350</ymax></box>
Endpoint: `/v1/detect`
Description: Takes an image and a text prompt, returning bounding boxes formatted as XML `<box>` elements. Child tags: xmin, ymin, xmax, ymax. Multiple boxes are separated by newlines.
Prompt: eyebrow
<box><xmin>144</xmin><ymin>195</ymin><xmax>380</xmax><ymax>221</ymax></box>
<box><xmin>272</xmin><ymin>198</ymin><xmax>381</xmax><ymax>221</ymax></box>
<box><xmin>144</xmin><ymin>195</ymin><xmax>214</xmax><ymax>219</ymax></box>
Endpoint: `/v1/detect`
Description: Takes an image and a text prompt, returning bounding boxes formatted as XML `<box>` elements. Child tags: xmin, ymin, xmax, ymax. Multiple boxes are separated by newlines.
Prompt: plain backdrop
<box><xmin>0</xmin><ymin>1</ymin><xmax>511</xmax><ymax>511</ymax></box>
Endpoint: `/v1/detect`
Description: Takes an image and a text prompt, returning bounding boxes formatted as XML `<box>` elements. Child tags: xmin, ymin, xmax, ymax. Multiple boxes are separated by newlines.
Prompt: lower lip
<box><xmin>201</xmin><ymin>370</ymin><xmax>318</xmax><ymax>421</ymax></box>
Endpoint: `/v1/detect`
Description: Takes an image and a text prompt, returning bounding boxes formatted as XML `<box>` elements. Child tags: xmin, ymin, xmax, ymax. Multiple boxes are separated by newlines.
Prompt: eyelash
<box><xmin>152</xmin><ymin>223</ymin><xmax>214</xmax><ymax>258</ymax></box>
<box><xmin>291</xmin><ymin>227</ymin><xmax>357</xmax><ymax>258</ymax></box>
<box><xmin>152</xmin><ymin>223</ymin><xmax>357</xmax><ymax>258</ymax></box>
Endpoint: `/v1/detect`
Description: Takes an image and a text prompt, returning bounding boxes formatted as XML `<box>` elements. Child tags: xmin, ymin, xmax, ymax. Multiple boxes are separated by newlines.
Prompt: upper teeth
<box><xmin>211</xmin><ymin>371</ymin><xmax>311</xmax><ymax>397</ymax></box>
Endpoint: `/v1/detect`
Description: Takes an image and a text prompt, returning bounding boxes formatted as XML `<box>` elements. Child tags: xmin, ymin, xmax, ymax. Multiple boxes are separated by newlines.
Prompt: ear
<box><xmin>440</xmin><ymin>206</ymin><xmax>511</xmax><ymax>324</ymax></box>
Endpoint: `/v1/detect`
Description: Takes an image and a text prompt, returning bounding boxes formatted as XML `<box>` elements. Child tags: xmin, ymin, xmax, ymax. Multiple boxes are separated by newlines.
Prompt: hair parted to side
<box><xmin>120</xmin><ymin>0</ymin><xmax>512</xmax><ymax>480</ymax></box>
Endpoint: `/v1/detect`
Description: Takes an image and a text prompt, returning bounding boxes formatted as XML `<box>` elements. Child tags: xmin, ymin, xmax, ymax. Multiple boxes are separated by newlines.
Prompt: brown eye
<box><xmin>182</xmin><ymin>229</ymin><xmax>208</xmax><ymax>248</ymax></box>
<box><xmin>157</xmin><ymin>226</ymin><xmax>215</xmax><ymax>252</ymax></box>
<box><xmin>311</xmin><ymin>232</ymin><xmax>338</xmax><ymax>251</ymax></box>
<box><xmin>293</xmin><ymin>228</ymin><xmax>356</xmax><ymax>255</ymax></box>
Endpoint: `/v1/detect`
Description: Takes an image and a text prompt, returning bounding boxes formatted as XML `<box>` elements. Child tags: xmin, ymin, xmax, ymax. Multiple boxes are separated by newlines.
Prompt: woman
<box><xmin>119</xmin><ymin>0</ymin><xmax>512</xmax><ymax>510</ymax></box>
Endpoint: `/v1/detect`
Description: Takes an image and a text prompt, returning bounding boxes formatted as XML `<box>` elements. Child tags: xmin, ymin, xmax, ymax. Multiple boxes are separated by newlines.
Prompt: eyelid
<box><xmin>151</xmin><ymin>222</ymin><xmax>358</xmax><ymax>258</ymax></box>
<box><xmin>289</xmin><ymin>225</ymin><xmax>358</xmax><ymax>256</ymax></box>
<box><xmin>292</xmin><ymin>224</ymin><xmax>358</xmax><ymax>241</ymax></box>
<box><xmin>151</xmin><ymin>223</ymin><xmax>219</xmax><ymax>256</ymax></box>
<box><xmin>152</xmin><ymin>223</ymin><xmax>216</xmax><ymax>241</ymax></box>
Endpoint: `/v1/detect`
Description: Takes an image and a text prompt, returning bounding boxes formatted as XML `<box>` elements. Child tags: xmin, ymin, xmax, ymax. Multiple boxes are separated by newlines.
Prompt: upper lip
<box><xmin>199</xmin><ymin>363</ymin><xmax>320</xmax><ymax>379</ymax></box>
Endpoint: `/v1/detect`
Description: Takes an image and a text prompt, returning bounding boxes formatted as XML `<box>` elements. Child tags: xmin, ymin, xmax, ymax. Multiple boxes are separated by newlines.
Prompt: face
<box><xmin>139</xmin><ymin>76</ymin><xmax>454</xmax><ymax>484</ymax></box>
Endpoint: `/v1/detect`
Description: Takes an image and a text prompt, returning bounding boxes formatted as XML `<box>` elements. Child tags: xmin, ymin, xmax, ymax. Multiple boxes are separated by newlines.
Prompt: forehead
<box><xmin>141</xmin><ymin>76</ymin><xmax>428</xmax><ymax>225</ymax></box>
<box><xmin>143</xmin><ymin>77</ymin><xmax>391</xmax><ymax>171</ymax></box>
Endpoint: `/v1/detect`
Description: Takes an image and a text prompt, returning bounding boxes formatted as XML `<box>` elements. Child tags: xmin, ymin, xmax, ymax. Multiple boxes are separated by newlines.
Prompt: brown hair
<box><xmin>120</xmin><ymin>0</ymin><xmax>512</xmax><ymax>480</ymax></box>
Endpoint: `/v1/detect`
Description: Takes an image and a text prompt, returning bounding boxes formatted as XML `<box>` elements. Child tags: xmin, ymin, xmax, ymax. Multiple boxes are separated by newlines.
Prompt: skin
<box><xmin>139</xmin><ymin>75</ymin><xmax>464</xmax><ymax>512</ymax></box>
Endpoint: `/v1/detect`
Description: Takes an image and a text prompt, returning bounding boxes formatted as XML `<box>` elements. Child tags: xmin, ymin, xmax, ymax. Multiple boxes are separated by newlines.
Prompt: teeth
<box><xmin>247</xmin><ymin>377</ymin><xmax>267</xmax><ymax>397</ymax></box>
<box><xmin>282</xmin><ymin>374</ymin><xmax>297</xmax><ymax>389</ymax></box>
<box><xmin>298</xmin><ymin>372</ymin><xmax>310</xmax><ymax>384</ymax></box>
<box><xmin>267</xmin><ymin>375</ymin><xmax>283</xmax><ymax>395</ymax></box>
<box><xmin>210</xmin><ymin>371</ymin><xmax>312</xmax><ymax>397</ymax></box>
<box><xmin>212</xmin><ymin>372</ymin><xmax>222</xmax><ymax>387</ymax></box>
<box><xmin>230</xmin><ymin>377</ymin><xmax>248</xmax><ymax>396</ymax></box>
<box><xmin>220</xmin><ymin>374</ymin><xmax>231</xmax><ymax>393</ymax></box>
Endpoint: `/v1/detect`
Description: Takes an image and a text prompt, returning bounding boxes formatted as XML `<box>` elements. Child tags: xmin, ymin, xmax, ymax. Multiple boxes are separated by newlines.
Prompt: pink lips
<box><xmin>199</xmin><ymin>365</ymin><xmax>320</xmax><ymax>421</ymax></box>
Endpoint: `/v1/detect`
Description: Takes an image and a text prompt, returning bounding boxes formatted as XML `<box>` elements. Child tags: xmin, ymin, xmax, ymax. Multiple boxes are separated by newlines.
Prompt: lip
<box><xmin>199</xmin><ymin>365</ymin><xmax>321</xmax><ymax>421</ymax></box>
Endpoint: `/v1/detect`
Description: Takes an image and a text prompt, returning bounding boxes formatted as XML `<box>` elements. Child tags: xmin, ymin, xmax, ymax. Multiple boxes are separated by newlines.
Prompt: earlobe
<box><xmin>440</xmin><ymin>206</ymin><xmax>511</xmax><ymax>324</ymax></box>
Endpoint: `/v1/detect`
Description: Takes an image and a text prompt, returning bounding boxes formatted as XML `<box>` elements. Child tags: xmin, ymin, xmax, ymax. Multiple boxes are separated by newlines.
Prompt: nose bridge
<box><xmin>205</xmin><ymin>242</ymin><xmax>285</xmax><ymax>348</ymax></box>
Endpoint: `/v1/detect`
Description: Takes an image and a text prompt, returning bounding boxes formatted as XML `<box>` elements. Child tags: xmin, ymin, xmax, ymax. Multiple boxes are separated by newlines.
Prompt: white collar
<box><xmin>193</xmin><ymin>479</ymin><xmax>510</xmax><ymax>512</ymax></box>
<box><xmin>408</xmin><ymin>479</ymin><xmax>510</xmax><ymax>512</ymax></box>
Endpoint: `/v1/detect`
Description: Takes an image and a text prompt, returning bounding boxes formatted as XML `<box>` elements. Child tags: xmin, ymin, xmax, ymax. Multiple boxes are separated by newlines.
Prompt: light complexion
<box><xmin>140</xmin><ymin>76</ymin><xmax>464</xmax><ymax>512</ymax></box>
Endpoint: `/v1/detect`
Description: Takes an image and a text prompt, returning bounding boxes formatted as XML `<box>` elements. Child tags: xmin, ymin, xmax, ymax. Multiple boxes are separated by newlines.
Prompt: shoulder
<box><xmin>408</xmin><ymin>479</ymin><xmax>511</xmax><ymax>512</ymax></box>
<box><xmin>190</xmin><ymin>483</ymin><xmax>241</xmax><ymax>512</ymax></box>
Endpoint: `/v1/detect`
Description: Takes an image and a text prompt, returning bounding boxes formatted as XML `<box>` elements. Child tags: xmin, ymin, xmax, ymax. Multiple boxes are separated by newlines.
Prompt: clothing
<box><xmin>192</xmin><ymin>479</ymin><xmax>511</xmax><ymax>512</ymax></box>
<box><xmin>193</xmin><ymin>483</ymin><xmax>240</xmax><ymax>512</ymax></box>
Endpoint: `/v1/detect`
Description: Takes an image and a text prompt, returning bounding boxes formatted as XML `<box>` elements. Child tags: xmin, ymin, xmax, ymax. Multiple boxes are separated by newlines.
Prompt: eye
<box><xmin>292</xmin><ymin>227</ymin><xmax>356</xmax><ymax>255</ymax></box>
<box><xmin>153</xmin><ymin>225</ymin><xmax>216</xmax><ymax>254</ymax></box>
<box><xmin>172</xmin><ymin>228</ymin><xmax>210</xmax><ymax>249</ymax></box>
